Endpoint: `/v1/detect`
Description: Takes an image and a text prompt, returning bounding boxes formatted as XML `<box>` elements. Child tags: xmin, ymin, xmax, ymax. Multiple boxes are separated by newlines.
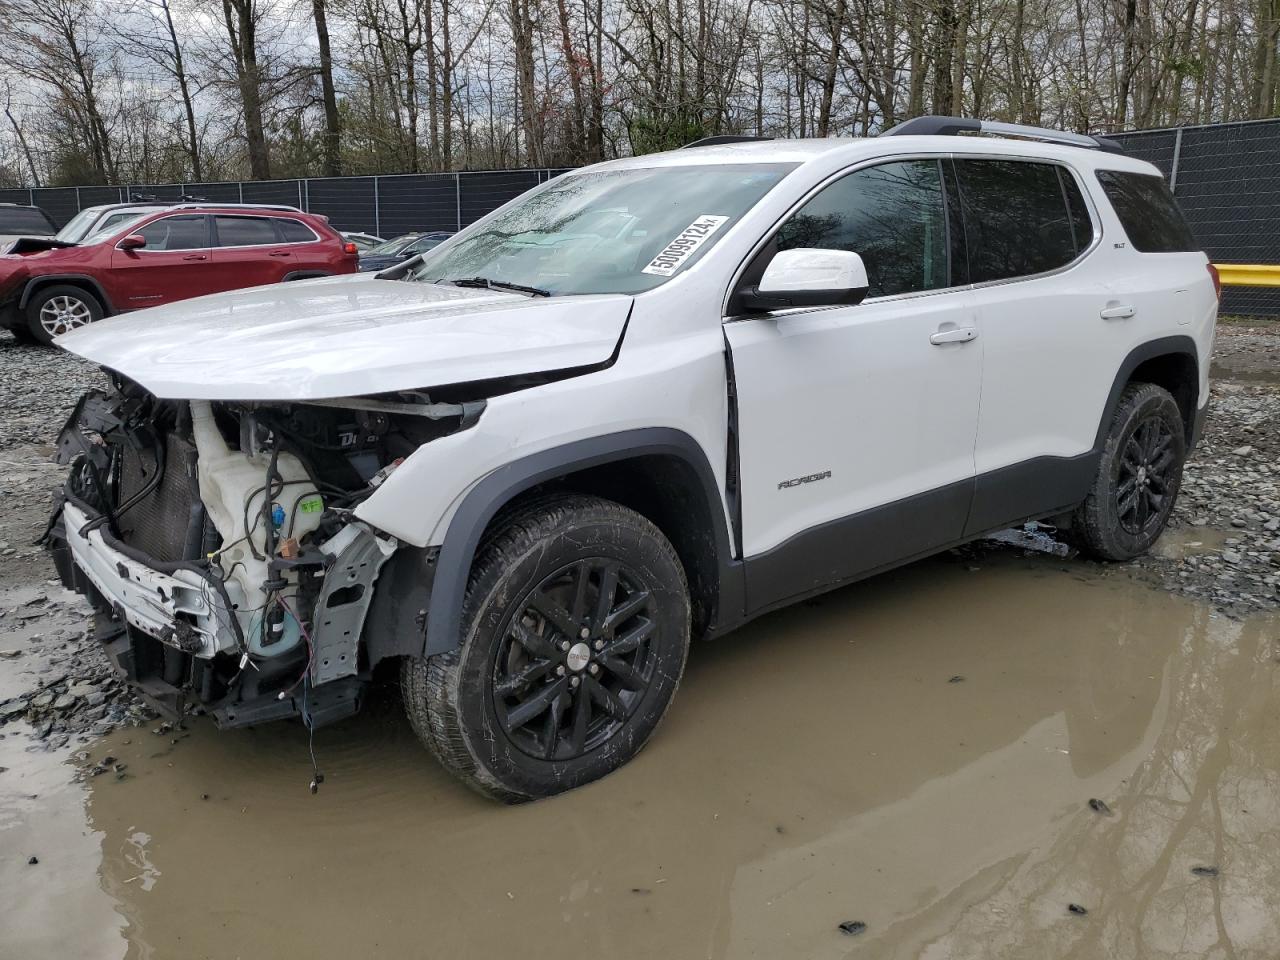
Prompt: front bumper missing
<box><xmin>52</xmin><ymin>497</ymin><xmax>398</xmax><ymax>730</ymax></box>
<box><xmin>61</xmin><ymin>501</ymin><xmax>236</xmax><ymax>656</ymax></box>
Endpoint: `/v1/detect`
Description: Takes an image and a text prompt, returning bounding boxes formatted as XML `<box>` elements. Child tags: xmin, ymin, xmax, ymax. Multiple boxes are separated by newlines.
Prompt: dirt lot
<box><xmin>2</xmin><ymin>322</ymin><xmax>1280</xmax><ymax>959</ymax></box>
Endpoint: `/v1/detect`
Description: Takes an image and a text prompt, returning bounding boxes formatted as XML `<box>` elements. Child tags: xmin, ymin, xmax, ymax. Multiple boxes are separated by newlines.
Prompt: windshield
<box><xmin>82</xmin><ymin>214</ymin><xmax>148</xmax><ymax>246</ymax></box>
<box><xmin>366</xmin><ymin>234</ymin><xmax>420</xmax><ymax>256</ymax></box>
<box><xmin>411</xmin><ymin>163</ymin><xmax>795</xmax><ymax>295</ymax></box>
<box><xmin>54</xmin><ymin>207</ymin><xmax>104</xmax><ymax>243</ymax></box>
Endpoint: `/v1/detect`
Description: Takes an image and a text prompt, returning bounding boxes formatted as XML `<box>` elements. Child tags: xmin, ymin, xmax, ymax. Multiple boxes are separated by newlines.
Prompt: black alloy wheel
<box><xmin>492</xmin><ymin>559</ymin><xmax>657</xmax><ymax>761</ymax></box>
<box><xmin>1072</xmin><ymin>381</ymin><xmax>1186</xmax><ymax>561</ymax></box>
<box><xmin>402</xmin><ymin>494</ymin><xmax>690</xmax><ymax>801</ymax></box>
<box><xmin>1115</xmin><ymin>414</ymin><xmax>1177</xmax><ymax>536</ymax></box>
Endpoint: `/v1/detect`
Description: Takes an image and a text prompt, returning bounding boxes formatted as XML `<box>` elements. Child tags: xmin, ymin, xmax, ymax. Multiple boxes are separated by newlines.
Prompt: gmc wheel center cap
<box><xmin>566</xmin><ymin>642</ymin><xmax>591</xmax><ymax>672</ymax></box>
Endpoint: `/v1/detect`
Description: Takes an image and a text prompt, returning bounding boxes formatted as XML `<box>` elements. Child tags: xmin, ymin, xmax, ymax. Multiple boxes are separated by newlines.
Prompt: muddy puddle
<box><xmin>4</xmin><ymin>551</ymin><xmax>1280</xmax><ymax>959</ymax></box>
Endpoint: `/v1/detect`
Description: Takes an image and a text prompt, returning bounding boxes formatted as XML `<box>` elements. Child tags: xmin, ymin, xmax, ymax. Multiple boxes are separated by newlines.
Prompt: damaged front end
<box><xmin>44</xmin><ymin>377</ymin><xmax>477</xmax><ymax>729</ymax></box>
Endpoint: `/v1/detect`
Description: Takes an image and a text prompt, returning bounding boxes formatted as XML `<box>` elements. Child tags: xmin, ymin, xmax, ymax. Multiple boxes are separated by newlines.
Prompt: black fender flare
<box><xmin>19</xmin><ymin>274</ymin><xmax>116</xmax><ymax>314</ymax></box>
<box><xmin>1092</xmin><ymin>335</ymin><xmax>1200</xmax><ymax>448</ymax></box>
<box><xmin>416</xmin><ymin>427</ymin><xmax>743</xmax><ymax>657</ymax></box>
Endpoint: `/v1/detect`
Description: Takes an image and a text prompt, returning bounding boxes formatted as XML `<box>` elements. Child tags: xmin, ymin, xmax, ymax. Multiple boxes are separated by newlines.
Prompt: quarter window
<box><xmin>136</xmin><ymin>215</ymin><xmax>209</xmax><ymax>251</ymax></box>
<box><xmin>274</xmin><ymin>218</ymin><xmax>317</xmax><ymax>243</ymax></box>
<box><xmin>1095</xmin><ymin>170</ymin><xmax>1197</xmax><ymax>253</ymax></box>
<box><xmin>952</xmin><ymin>159</ymin><xmax>1081</xmax><ymax>283</ymax></box>
<box><xmin>215</xmin><ymin>216</ymin><xmax>278</xmax><ymax>247</ymax></box>
<box><xmin>773</xmin><ymin>160</ymin><xmax>949</xmax><ymax>298</ymax></box>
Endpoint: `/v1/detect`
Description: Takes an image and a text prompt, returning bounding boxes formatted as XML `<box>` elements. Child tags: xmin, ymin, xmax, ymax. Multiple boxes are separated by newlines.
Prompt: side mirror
<box><xmin>118</xmin><ymin>234</ymin><xmax>146</xmax><ymax>251</ymax></box>
<box><xmin>741</xmin><ymin>248</ymin><xmax>869</xmax><ymax>312</ymax></box>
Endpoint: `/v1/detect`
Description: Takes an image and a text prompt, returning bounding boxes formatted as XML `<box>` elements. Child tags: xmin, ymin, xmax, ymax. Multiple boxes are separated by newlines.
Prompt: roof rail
<box><xmin>169</xmin><ymin>202</ymin><xmax>303</xmax><ymax>212</ymax></box>
<box><xmin>882</xmin><ymin>116</ymin><xmax>1125</xmax><ymax>155</ymax></box>
<box><xmin>682</xmin><ymin>135</ymin><xmax>774</xmax><ymax>149</ymax></box>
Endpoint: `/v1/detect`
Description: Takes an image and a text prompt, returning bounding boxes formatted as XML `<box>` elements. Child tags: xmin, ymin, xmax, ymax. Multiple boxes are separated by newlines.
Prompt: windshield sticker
<box><xmin>641</xmin><ymin>215</ymin><xmax>730</xmax><ymax>277</ymax></box>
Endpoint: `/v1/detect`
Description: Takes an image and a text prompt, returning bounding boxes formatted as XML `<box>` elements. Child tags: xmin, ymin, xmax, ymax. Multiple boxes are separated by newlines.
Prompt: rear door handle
<box><xmin>269</xmin><ymin>250</ymin><xmax>291</xmax><ymax>258</ymax></box>
<box><xmin>182</xmin><ymin>254</ymin><xmax>207</xmax><ymax>261</ymax></box>
<box><xmin>930</xmin><ymin>326</ymin><xmax>978</xmax><ymax>345</ymax></box>
<box><xmin>1100</xmin><ymin>304</ymin><xmax>1135</xmax><ymax>320</ymax></box>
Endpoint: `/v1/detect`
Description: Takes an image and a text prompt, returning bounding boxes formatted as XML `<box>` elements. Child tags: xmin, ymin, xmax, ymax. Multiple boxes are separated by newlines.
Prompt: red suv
<box><xmin>0</xmin><ymin>207</ymin><xmax>358</xmax><ymax>344</ymax></box>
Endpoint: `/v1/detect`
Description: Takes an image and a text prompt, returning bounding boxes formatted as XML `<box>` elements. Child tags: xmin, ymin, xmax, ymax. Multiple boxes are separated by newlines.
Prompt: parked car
<box><xmin>45</xmin><ymin>118</ymin><xmax>1217</xmax><ymax>801</ymax></box>
<box><xmin>0</xmin><ymin>203</ymin><xmax>58</xmax><ymax>250</ymax></box>
<box><xmin>50</xmin><ymin>202</ymin><xmax>304</xmax><ymax>246</ymax></box>
<box><xmin>341</xmin><ymin>231</ymin><xmax>384</xmax><ymax>252</ymax></box>
<box><xmin>0</xmin><ymin>206</ymin><xmax>357</xmax><ymax>344</ymax></box>
<box><xmin>357</xmin><ymin>231</ymin><xmax>453</xmax><ymax>271</ymax></box>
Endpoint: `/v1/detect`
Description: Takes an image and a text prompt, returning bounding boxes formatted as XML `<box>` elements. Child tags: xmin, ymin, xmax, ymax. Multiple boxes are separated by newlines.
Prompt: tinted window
<box><xmin>1095</xmin><ymin>170</ymin><xmax>1198</xmax><ymax>252</ymax></box>
<box><xmin>215</xmin><ymin>216</ymin><xmax>278</xmax><ymax>246</ymax></box>
<box><xmin>274</xmin><ymin>218</ymin><xmax>316</xmax><ymax>243</ymax></box>
<box><xmin>953</xmin><ymin>159</ymin><xmax>1078</xmax><ymax>283</ymax></box>
<box><xmin>1061</xmin><ymin>169</ymin><xmax>1095</xmax><ymax>252</ymax></box>
<box><xmin>101</xmin><ymin>212</ymin><xmax>142</xmax><ymax>232</ymax></box>
<box><xmin>774</xmin><ymin>160</ymin><xmax>949</xmax><ymax>298</ymax></box>
<box><xmin>406</xmin><ymin>234</ymin><xmax>445</xmax><ymax>254</ymax></box>
<box><xmin>137</xmin><ymin>215</ymin><xmax>209</xmax><ymax>251</ymax></box>
<box><xmin>0</xmin><ymin>207</ymin><xmax>56</xmax><ymax>235</ymax></box>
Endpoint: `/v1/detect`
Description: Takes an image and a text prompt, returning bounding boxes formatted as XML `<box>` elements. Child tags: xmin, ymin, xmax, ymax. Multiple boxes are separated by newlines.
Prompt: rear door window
<box><xmin>214</xmin><ymin>216</ymin><xmax>279</xmax><ymax>247</ymax></box>
<box><xmin>952</xmin><ymin>159</ymin><xmax>1081</xmax><ymax>283</ymax></box>
<box><xmin>1095</xmin><ymin>170</ymin><xmax>1198</xmax><ymax>252</ymax></box>
<box><xmin>772</xmin><ymin>159</ymin><xmax>950</xmax><ymax>298</ymax></box>
<box><xmin>137</xmin><ymin>215</ymin><xmax>209</xmax><ymax>251</ymax></box>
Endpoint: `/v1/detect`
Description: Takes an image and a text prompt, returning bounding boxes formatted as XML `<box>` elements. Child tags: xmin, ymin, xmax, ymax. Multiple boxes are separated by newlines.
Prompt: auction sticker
<box><xmin>641</xmin><ymin>215</ymin><xmax>730</xmax><ymax>276</ymax></box>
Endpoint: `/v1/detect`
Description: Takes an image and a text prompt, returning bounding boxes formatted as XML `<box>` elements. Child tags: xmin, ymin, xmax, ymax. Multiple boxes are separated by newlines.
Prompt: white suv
<box><xmin>46</xmin><ymin>117</ymin><xmax>1217</xmax><ymax>800</ymax></box>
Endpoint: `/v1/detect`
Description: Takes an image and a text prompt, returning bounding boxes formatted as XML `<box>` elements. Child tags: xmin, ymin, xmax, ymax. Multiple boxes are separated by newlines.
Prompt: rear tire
<box><xmin>25</xmin><ymin>284</ymin><xmax>104</xmax><ymax>345</ymax></box>
<box><xmin>1072</xmin><ymin>382</ymin><xmax>1186</xmax><ymax>561</ymax></box>
<box><xmin>402</xmin><ymin>494</ymin><xmax>690</xmax><ymax>802</ymax></box>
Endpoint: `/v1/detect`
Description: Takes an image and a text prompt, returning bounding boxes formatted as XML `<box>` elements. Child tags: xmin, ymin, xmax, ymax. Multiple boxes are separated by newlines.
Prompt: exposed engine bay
<box><xmin>45</xmin><ymin>375</ymin><xmax>480</xmax><ymax>729</ymax></box>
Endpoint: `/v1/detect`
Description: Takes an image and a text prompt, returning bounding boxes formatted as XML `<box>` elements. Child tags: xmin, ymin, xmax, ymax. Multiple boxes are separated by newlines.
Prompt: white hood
<box><xmin>56</xmin><ymin>275</ymin><xmax>632</xmax><ymax>401</ymax></box>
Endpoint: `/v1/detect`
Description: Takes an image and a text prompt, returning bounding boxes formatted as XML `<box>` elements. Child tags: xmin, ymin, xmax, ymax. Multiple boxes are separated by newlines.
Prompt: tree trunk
<box><xmin>312</xmin><ymin>0</ymin><xmax>342</xmax><ymax>176</ymax></box>
<box><xmin>221</xmin><ymin>0</ymin><xmax>271</xmax><ymax>179</ymax></box>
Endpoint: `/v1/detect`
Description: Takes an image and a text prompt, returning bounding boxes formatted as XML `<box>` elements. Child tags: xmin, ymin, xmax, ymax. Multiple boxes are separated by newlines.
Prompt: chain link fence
<box><xmin>0</xmin><ymin>168</ymin><xmax>571</xmax><ymax>241</ymax></box>
<box><xmin>3</xmin><ymin>119</ymin><xmax>1277</xmax><ymax>315</ymax></box>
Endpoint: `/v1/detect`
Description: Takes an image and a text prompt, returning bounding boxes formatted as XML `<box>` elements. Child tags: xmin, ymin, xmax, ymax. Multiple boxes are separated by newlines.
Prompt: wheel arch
<box><xmin>398</xmin><ymin>429</ymin><xmax>742</xmax><ymax>661</ymax></box>
<box><xmin>19</xmin><ymin>275</ymin><xmax>115</xmax><ymax>314</ymax></box>
<box><xmin>1096</xmin><ymin>336</ymin><xmax>1200</xmax><ymax>448</ymax></box>
<box><xmin>281</xmin><ymin>270</ymin><xmax>330</xmax><ymax>282</ymax></box>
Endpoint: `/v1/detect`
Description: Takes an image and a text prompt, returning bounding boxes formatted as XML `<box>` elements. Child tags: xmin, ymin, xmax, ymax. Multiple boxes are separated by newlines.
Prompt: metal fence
<box><xmin>0</xmin><ymin>167</ymin><xmax>572</xmax><ymax>240</ymax></box>
<box><xmin>1110</xmin><ymin>118</ymin><xmax>1280</xmax><ymax>317</ymax></box>
<box><xmin>4</xmin><ymin>117</ymin><xmax>1279</xmax><ymax>315</ymax></box>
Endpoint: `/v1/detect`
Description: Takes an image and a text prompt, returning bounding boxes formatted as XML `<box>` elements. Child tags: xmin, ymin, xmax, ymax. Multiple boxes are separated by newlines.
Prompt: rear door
<box><xmin>109</xmin><ymin>214</ymin><xmax>216</xmax><ymax>308</ymax></box>
<box><xmin>955</xmin><ymin>157</ymin><xmax>1128</xmax><ymax>533</ymax></box>
<box><xmin>209</xmin><ymin>215</ymin><xmax>295</xmax><ymax>289</ymax></box>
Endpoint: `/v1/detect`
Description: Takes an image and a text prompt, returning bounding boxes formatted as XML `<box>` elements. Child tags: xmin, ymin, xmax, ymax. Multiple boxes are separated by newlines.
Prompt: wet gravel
<box><xmin>0</xmin><ymin>320</ymin><xmax>1278</xmax><ymax>752</ymax></box>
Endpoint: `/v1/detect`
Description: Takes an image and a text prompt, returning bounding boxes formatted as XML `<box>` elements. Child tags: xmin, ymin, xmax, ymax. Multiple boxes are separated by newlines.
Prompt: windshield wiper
<box><xmin>444</xmin><ymin>276</ymin><xmax>552</xmax><ymax>298</ymax></box>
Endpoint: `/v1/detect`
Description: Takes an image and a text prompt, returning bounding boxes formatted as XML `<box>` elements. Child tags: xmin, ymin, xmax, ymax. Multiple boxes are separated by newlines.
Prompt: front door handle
<box><xmin>182</xmin><ymin>254</ymin><xmax>207</xmax><ymax>261</ymax></box>
<box><xmin>929</xmin><ymin>326</ymin><xmax>978</xmax><ymax>345</ymax></box>
<box><xmin>1100</xmin><ymin>304</ymin><xmax>1135</xmax><ymax>320</ymax></box>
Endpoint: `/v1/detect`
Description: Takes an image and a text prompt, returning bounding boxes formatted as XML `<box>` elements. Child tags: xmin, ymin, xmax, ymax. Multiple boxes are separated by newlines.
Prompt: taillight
<box><xmin>343</xmin><ymin>241</ymin><xmax>358</xmax><ymax>255</ymax></box>
<box><xmin>1206</xmin><ymin>262</ymin><xmax>1221</xmax><ymax>300</ymax></box>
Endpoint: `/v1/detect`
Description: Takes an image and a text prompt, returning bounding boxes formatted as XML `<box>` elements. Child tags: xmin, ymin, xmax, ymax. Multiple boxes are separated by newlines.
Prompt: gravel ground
<box><xmin>1</xmin><ymin>320</ymin><xmax>1278</xmax><ymax>752</ymax></box>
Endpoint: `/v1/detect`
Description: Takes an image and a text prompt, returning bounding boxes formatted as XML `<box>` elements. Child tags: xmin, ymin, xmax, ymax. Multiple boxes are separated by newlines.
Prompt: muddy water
<box><xmin>4</xmin><ymin>551</ymin><xmax>1280</xmax><ymax>959</ymax></box>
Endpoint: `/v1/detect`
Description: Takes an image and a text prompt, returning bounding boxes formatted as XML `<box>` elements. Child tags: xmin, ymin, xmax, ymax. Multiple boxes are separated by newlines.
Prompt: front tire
<box><xmin>402</xmin><ymin>494</ymin><xmax>691</xmax><ymax>802</ymax></box>
<box><xmin>1072</xmin><ymin>382</ymin><xmax>1186</xmax><ymax>561</ymax></box>
<box><xmin>26</xmin><ymin>284</ymin><xmax>104</xmax><ymax>345</ymax></box>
